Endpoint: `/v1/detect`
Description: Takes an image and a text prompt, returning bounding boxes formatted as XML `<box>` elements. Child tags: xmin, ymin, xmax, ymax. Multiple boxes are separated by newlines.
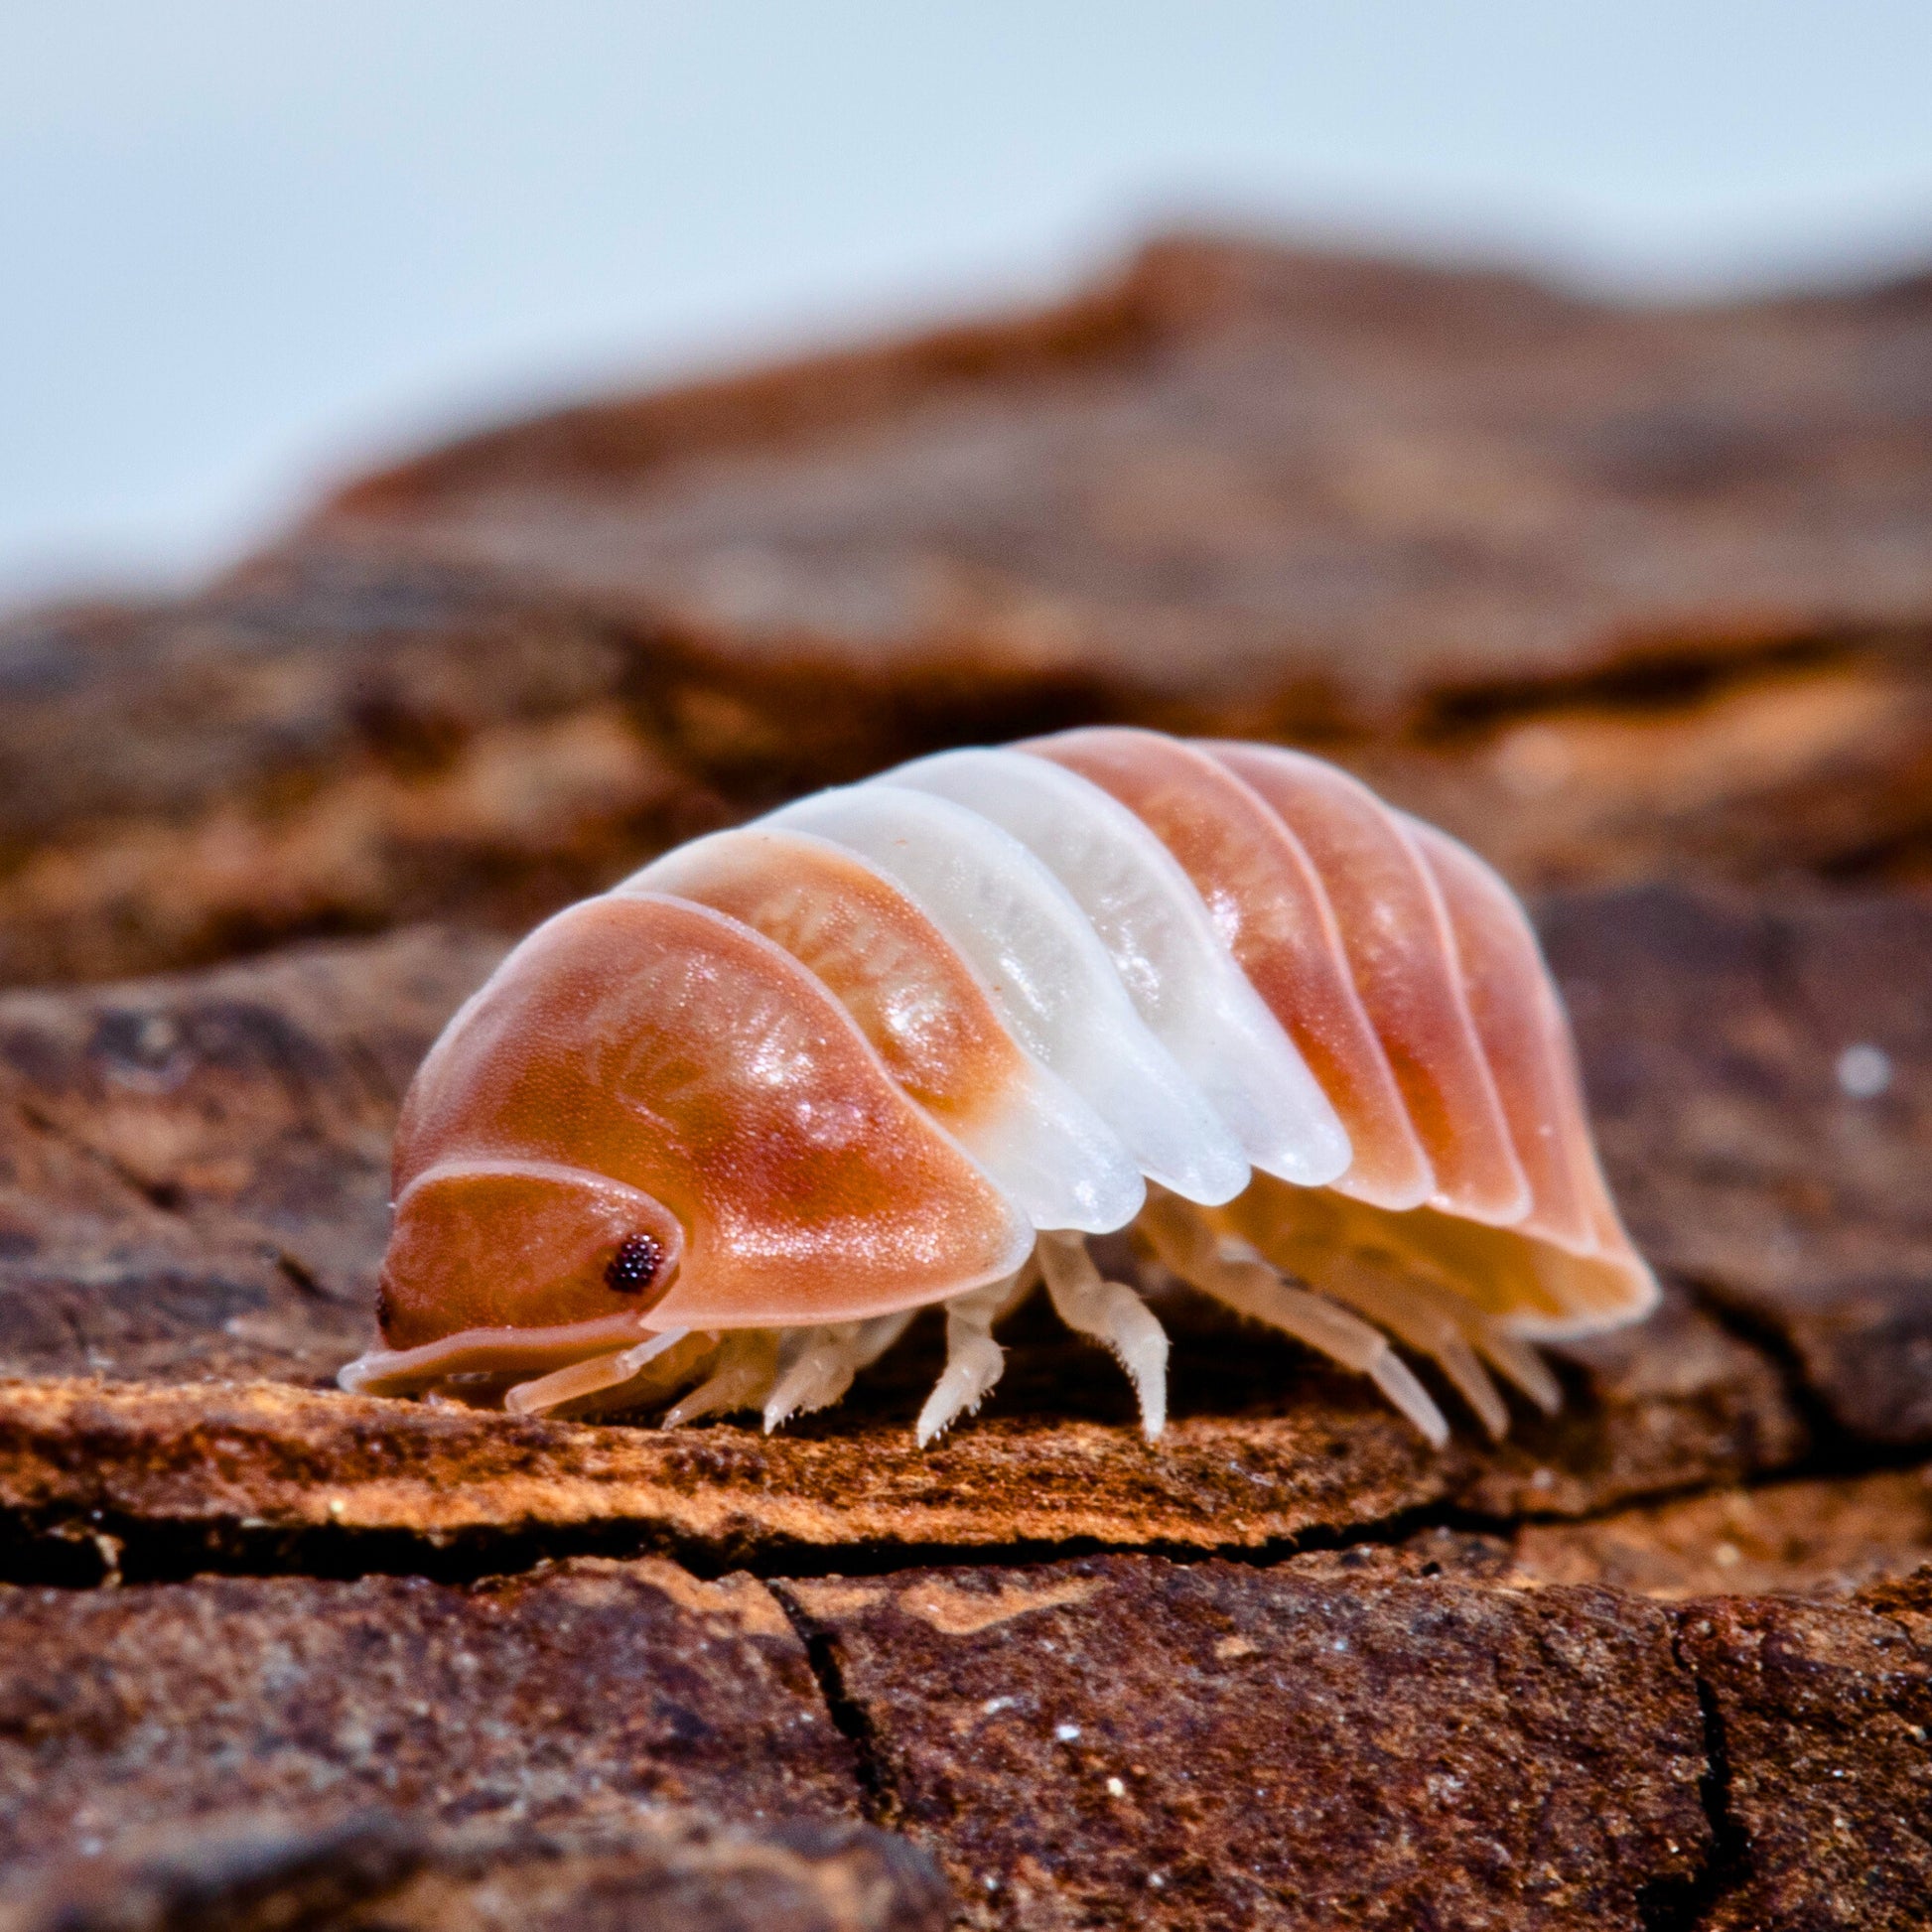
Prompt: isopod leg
<box><xmin>1308</xmin><ymin>1261</ymin><xmax>1510</xmax><ymax>1440</ymax></box>
<box><xmin>1333</xmin><ymin>1223</ymin><xmax>1565</xmax><ymax>1417</ymax></box>
<box><xmin>1137</xmin><ymin>1193</ymin><xmax>1449</xmax><ymax>1447</ymax></box>
<box><xmin>1311</xmin><ymin>1224</ymin><xmax>1564</xmax><ymax>1418</ymax></box>
<box><xmin>662</xmin><ymin>1329</ymin><xmax>782</xmax><ymax>1427</ymax></box>
<box><xmin>1237</xmin><ymin>1184</ymin><xmax>1565</xmax><ymax>1423</ymax></box>
<box><xmin>1468</xmin><ymin>1320</ymin><xmax>1563</xmax><ymax>1416</ymax></box>
<box><xmin>1036</xmin><ymin>1230</ymin><xmax>1170</xmax><ymax>1441</ymax></box>
<box><xmin>764</xmin><ymin>1312</ymin><xmax>916</xmax><ymax>1432</ymax></box>
<box><xmin>916</xmin><ymin>1260</ymin><xmax>1035</xmax><ymax>1446</ymax></box>
<box><xmin>503</xmin><ymin>1327</ymin><xmax>704</xmax><ymax>1419</ymax></box>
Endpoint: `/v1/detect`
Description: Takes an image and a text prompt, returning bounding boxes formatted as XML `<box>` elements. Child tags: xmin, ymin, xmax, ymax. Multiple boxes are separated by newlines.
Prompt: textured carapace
<box><xmin>341</xmin><ymin>729</ymin><xmax>1657</xmax><ymax>1445</ymax></box>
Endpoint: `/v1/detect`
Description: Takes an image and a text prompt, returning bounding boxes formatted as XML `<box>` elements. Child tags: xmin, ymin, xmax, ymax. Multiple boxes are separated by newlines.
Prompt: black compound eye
<box><xmin>605</xmin><ymin>1233</ymin><xmax>663</xmax><ymax>1296</ymax></box>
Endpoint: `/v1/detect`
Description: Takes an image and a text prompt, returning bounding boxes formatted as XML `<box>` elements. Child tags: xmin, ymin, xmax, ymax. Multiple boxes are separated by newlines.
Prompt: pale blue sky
<box><xmin>4</xmin><ymin>1</ymin><xmax>1929</xmax><ymax>596</ymax></box>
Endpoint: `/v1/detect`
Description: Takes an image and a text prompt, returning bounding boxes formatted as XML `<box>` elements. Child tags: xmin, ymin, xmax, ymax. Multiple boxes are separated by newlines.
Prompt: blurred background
<box><xmin>5</xmin><ymin>0</ymin><xmax>1932</xmax><ymax>600</ymax></box>
<box><xmin>5</xmin><ymin>0</ymin><xmax>1932</xmax><ymax>995</ymax></box>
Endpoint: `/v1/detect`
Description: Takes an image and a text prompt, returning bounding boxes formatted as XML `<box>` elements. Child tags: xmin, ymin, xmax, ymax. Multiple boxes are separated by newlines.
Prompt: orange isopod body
<box><xmin>341</xmin><ymin>733</ymin><xmax>1656</xmax><ymax>1446</ymax></box>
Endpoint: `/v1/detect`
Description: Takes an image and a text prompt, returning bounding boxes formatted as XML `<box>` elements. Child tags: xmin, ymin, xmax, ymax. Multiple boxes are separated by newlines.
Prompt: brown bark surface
<box><xmin>0</xmin><ymin>879</ymin><xmax>1921</xmax><ymax>1924</ymax></box>
<box><xmin>1511</xmin><ymin>1466</ymin><xmax>1932</xmax><ymax>1599</ymax></box>
<box><xmin>3</xmin><ymin>1811</ymin><xmax>951</xmax><ymax>1932</ymax></box>
<box><xmin>1677</xmin><ymin>1580</ymin><xmax>1932</xmax><ymax>1930</ymax></box>
<box><xmin>781</xmin><ymin>1555</ymin><xmax>1710</xmax><ymax>1930</ymax></box>
<box><xmin>0</xmin><ymin>1557</ymin><xmax>850</xmax><ymax>1865</ymax></box>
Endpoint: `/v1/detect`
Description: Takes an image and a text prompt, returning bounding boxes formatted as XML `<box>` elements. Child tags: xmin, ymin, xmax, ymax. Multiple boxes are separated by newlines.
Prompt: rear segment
<box><xmin>1209</xmin><ymin>744</ymin><xmax>1531</xmax><ymax>1228</ymax></box>
<box><xmin>1400</xmin><ymin>816</ymin><xmax>1656</xmax><ymax>1331</ymax></box>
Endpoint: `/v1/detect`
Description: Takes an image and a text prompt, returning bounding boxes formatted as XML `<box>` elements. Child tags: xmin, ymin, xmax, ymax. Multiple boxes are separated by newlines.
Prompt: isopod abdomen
<box><xmin>340</xmin><ymin>729</ymin><xmax>1657</xmax><ymax>1446</ymax></box>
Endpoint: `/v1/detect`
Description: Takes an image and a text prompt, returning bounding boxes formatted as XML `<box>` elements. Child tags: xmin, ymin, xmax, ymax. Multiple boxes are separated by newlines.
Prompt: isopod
<box><xmin>339</xmin><ymin>729</ymin><xmax>1657</xmax><ymax>1446</ymax></box>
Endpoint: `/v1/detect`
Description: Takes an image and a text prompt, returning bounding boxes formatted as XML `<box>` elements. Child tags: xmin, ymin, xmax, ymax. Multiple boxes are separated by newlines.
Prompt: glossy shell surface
<box><xmin>342</xmin><ymin>729</ymin><xmax>1656</xmax><ymax>1445</ymax></box>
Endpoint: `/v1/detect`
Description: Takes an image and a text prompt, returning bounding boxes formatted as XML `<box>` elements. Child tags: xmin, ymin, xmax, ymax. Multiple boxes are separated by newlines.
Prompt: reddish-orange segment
<box><xmin>1027</xmin><ymin>727</ymin><xmax>1434</xmax><ymax>1211</ymax></box>
<box><xmin>623</xmin><ymin>827</ymin><xmax>1027</xmax><ymax>1143</ymax></box>
<box><xmin>1210</xmin><ymin>744</ymin><xmax>1531</xmax><ymax>1228</ymax></box>
<box><xmin>1406</xmin><ymin>817</ymin><xmax>1654</xmax><ymax>1320</ymax></box>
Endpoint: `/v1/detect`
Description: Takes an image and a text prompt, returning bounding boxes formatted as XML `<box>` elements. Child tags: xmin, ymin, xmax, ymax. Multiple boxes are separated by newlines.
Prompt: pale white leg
<box><xmin>1137</xmin><ymin>1194</ymin><xmax>1449</xmax><ymax>1448</ymax></box>
<box><xmin>763</xmin><ymin>1312</ymin><xmax>914</xmax><ymax>1433</ymax></box>
<box><xmin>662</xmin><ymin>1329</ymin><xmax>781</xmax><ymax>1428</ymax></box>
<box><xmin>1463</xmin><ymin>1319</ymin><xmax>1563</xmax><ymax>1416</ymax></box>
<box><xmin>1312</xmin><ymin>1261</ymin><xmax>1510</xmax><ymax>1440</ymax></box>
<box><xmin>1365</xmin><ymin>1246</ymin><xmax>1565</xmax><ymax>1418</ymax></box>
<box><xmin>504</xmin><ymin>1329</ymin><xmax>697</xmax><ymax>1419</ymax></box>
<box><xmin>915</xmin><ymin>1263</ymin><xmax>1035</xmax><ymax>1447</ymax></box>
<box><xmin>1036</xmin><ymin>1230</ymin><xmax>1170</xmax><ymax>1441</ymax></box>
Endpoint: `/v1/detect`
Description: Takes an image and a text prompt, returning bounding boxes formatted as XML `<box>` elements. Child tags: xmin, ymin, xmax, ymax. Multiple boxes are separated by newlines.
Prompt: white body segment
<box><xmin>943</xmin><ymin>1058</ymin><xmax>1147</xmax><ymax>1235</ymax></box>
<box><xmin>767</xmin><ymin>783</ymin><xmax>1252</xmax><ymax>1207</ymax></box>
<box><xmin>878</xmin><ymin>749</ymin><xmax>1351</xmax><ymax>1188</ymax></box>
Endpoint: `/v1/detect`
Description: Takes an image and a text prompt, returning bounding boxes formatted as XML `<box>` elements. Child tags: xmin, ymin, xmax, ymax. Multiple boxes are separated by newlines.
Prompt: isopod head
<box><xmin>377</xmin><ymin>1161</ymin><xmax>684</xmax><ymax>1347</ymax></box>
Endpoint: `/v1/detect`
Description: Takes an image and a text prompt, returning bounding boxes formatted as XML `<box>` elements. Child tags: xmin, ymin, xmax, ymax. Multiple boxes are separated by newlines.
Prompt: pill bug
<box><xmin>340</xmin><ymin>728</ymin><xmax>1656</xmax><ymax>1446</ymax></box>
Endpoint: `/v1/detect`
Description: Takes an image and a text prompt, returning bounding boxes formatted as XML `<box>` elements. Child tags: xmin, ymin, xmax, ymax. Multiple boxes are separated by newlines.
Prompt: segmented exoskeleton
<box><xmin>340</xmin><ymin>730</ymin><xmax>1656</xmax><ymax>1445</ymax></box>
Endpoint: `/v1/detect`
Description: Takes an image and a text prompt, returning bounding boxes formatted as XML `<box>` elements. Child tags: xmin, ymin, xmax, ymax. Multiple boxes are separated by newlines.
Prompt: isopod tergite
<box><xmin>339</xmin><ymin>728</ymin><xmax>1657</xmax><ymax>1447</ymax></box>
